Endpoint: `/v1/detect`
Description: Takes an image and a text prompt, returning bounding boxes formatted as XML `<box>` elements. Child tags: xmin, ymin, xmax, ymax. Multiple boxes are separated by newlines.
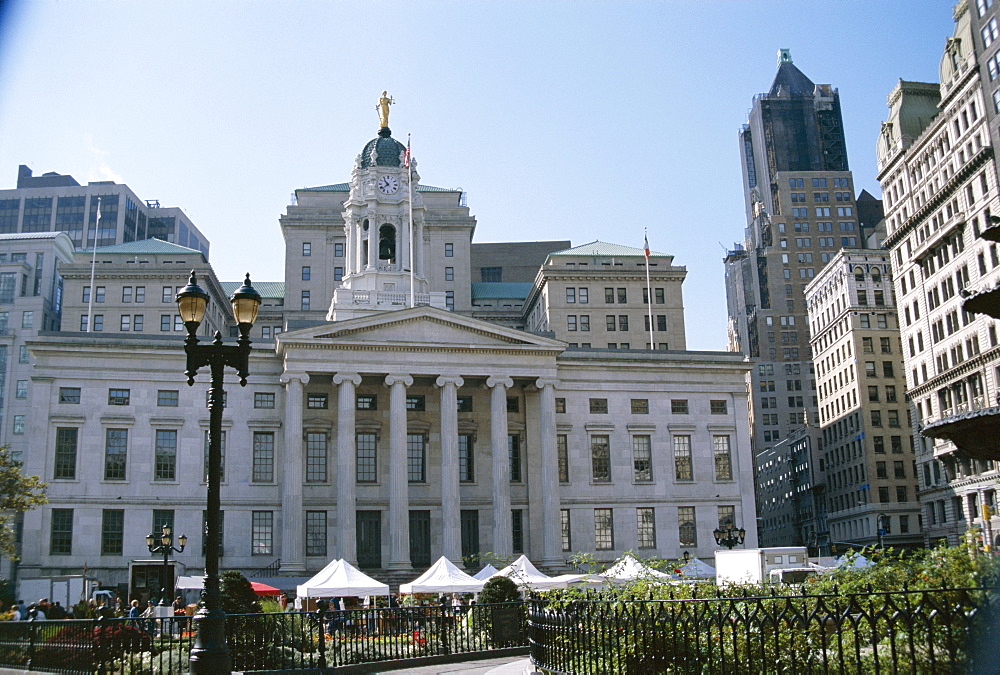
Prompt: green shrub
<box><xmin>478</xmin><ymin>576</ymin><xmax>520</xmax><ymax>604</ymax></box>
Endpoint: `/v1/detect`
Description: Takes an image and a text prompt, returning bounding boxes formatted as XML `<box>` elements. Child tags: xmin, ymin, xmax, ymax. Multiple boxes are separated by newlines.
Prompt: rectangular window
<box><xmin>566</xmin><ymin>287</ymin><xmax>575</xmax><ymax>303</ymax></box>
<box><xmin>301</xmin><ymin>265</ymin><xmax>311</xmax><ymax>281</ymax></box>
<box><xmin>303</xmin><ymin>242</ymin><xmax>312</xmax><ymax>256</ymax></box>
<box><xmin>356</xmin><ymin>395</ymin><xmax>377</xmax><ymax>410</ymax></box>
<box><xmin>512</xmin><ymin>509</ymin><xmax>524</xmax><ymax>553</ymax></box>
<box><xmin>252</xmin><ymin>432</ymin><xmax>275</xmax><ymax>482</ymax></box>
<box><xmin>54</xmin><ymin>428</ymin><xmax>78</xmax><ymax>479</ymax></box>
<box><xmin>122</xmin><ymin>286</ymin><xmax>133</xmax><ymax>303</ymax></box>
<box><xmin>119</xmin><ymin>315</ymin><xmax>130</xmax><ymax>332</ymax></box>
<box><xmin>408</xmin><ymin>434</ymin><xmax>426</xmax><ymax>482</ymax></box>
<box><xmin>357</xmin><ymin>432</ymin><xmax>377</xmax><ymax>482</ymax></box>
<box><xmin>557</xmin><ymin>434</ymin><xmax>569</xmax><ymax>482</ymax></box>
<box><xmin>252</xmin><ymin>511</ymin><xmax>273</xmax><ymax>555</ymax></box>
<box><xmin>20</xmin><ymin>311</ymin><xmax>32</xmax><ymax>329</ymax></box>
<box><xmin>18</xmin><ymin>345</ymin><xmax>28</xmax><ymax>364</ymax></box>
<box><xmin>14</xmin><ymin>380</ymin><xmax>26</xmax><ymax>398</ymax></box>
<box><xmin>637</xmin><ymin>508</ymin><xmax>656</xmax><ymax>548</ymax></box>
<box><xmin>104</xmin><ymin>428</ymin><xmax>128</xmax><ymax>480</ymax></box>
<box><xmin>334</xmin><ymin>267</ymin><xmax>343</xmax><ymax>281</ymax></box>
<box><xmin>154</xmin><ymin>430</ymin><xmax>177</xmax><ymax>481</ymax></box>
<box><xmin>406</xmin><ymin>395</ymin><xmax>424</xmax><ymax>411</ymax></box>
<box><xmin>555</xmin><ymin>397</ymin><xmax>566</xmax><ymax>413</ymax></box>
<box><xmin>591</xmin><ymin>435</ymin><xmax>610</xmax><ymax>482</ymax></box>
<box><xmin>459</xmin><ymin>434</ymin><xmax>475</xmax><ymax>482</ymax></box>
<box><xmin>444</xmin><ymin>243</ymin><xmax>454</xmax><ymax>257</ymax></box>
<box><xmin>306</xmin><ymin>432</ymin><xmax>328</xmax><ymax>483</ymax></box>
<box><xmin>307</xmin><ymin>393</ymin><xmax>328</xmax><ymax>409</ymax></box>
<box><xmin>134</xmin><ymin>286</ymin><xmax>145</xmax><ymax>302</ymax></box>
<box><xmin>101</xmin><ymin>509</ymin><xmax>124</xmax><ymax>556</ymax></box>
<box><xmin>579</xmin><ymin>315</ymin><xmax>590</xmax><ymax>331</ymax></box>
<box><xmin>445</xmin><ymin>266</ymin><xmax>454</xmax><ymax>281</ymax></box>
<box><xmin>561</xmin><ymin>510</ymin><xmax>571</xmax><ymax>551</ymax></box>
<box><xmin>713</xmin><ymin>436</ymin><xmax>733</xmax><ymax>480</ymax></box>
<box><xmin>446</xmin><ymin>291</ymin><xmax>455</xmax><ymax>310</ymax></box>
<box><xmin>507</xmin><ymin>397</ymin><xmax>520</xmax><ymax>413</ymax></box>
<box><xmin>678</xmin><ymin>506</ymin><xmax>696</xmax><ymax>546</ymax></box>
<box><xmin>710</xmin><ymin>400</ymin><xmax>728</xmax><ymax>415</ymax></box>
<box><xmin>633</xmin><ymin>435</ymin><xmax>652</xmax><ymax>482</ymax></box>
<box><xmin>305</xmin><ymin>511</ymin><xmax>327</xmax><ymax>557</ymax></box>
<box><xmin>203</xmin><ymin>430</ymin><xmax>226</xmax><ymax>483</ymax></box>
<box><xmin>457</xmin><ymin>396</ymin><xmax>473</xmax><ymax>412</ymax></box>
<box><xmin>254</xmin><ymin>392</ymin><xmax>275</xmax><ymax>409</ymax></box>
<box><xmin>671</xmin><ymin>399</ymin><xmax>689</xmax><ymax>414</ymax></box>
<box><xmin>12</xmin><ymin>415</ymin><xmax>23</xmax><ymax>435</ymax></box>
<box><xmin>674</xmin><ymin>435</ymin><xmax>692</xmax><ymax>481</ymax></box>
<box><xmin>595</xmin><ymin>508</ymin><xmax>614</xmax><ymax>550</ymax></box>
<box><xmin>509</xmin><ymin>434</ymin><xmax>522</xmax><ymax>482</ymax></box>
<box><xmin>718</xmin><ymin>505</ymin><xmax>736</xmax><ymax>530</ymax></box>
<box><xmin>619</xmin><ymin>315</ymin><xmax>629</xmax><ymax>331</ymax></box>
<box><xmin>50</xmin><ymin>509</ymin><xmax>73</xmax><ymax>555</ymax></box>
<box><xmin>605</xmin><ymin>315</ymin><xmax>615</xmax><ymax>331</ymax></box>
<box><xmin>108</xmin><ymin>388</ymin><xmax>130</xmax><ymax>405</ymax></box>
<box><xmin>589</xmin><ymin>398</ymin><xmax>608</xmax><ymax>414</ymax></box>
<box><xmin>301</xmin><ymin>290</ymin><xmax>311</xmax><ymax>311</ymax></box>
<box><xmin>605</xmin><ymin>288</ymin><xmax>615</xmax><ymax>303</ymax></box>
<box><xmin>160</xmin><ymin>315</ymin><xmax>171</xmax><ymax>332</ymax></box>
<box><xmin>461</xmin><ymin>510</ymin><xmax>480</xmax><ymax>561</ymax></box>
<box><xmin>59</xmin><ymin>387</ymin><xmax>81</xmax><ymax>404</ymax></box>
<box><xmin>579</xmin><ymin>288</ymin><xmax>589</xmax><ymax>303</ymax></box>
<box><xmin>630</xmin><ymin>399</ymin><xmax>649</xmax><ymax>414</ymax></box>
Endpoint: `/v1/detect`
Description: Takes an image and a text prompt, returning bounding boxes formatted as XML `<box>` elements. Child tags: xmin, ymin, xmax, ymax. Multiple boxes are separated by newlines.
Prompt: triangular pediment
<box><xmin>277</xmin><ymin>306</ymin><xmax>564</xmax><ymax>352</ymax></box>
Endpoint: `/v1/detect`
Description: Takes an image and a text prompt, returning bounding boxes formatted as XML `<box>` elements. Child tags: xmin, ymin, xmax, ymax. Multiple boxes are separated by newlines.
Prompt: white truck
<box><xmin>714</xmin><ymin>547</ymin><xmax>810</xmax><ymax>585</ymax></box>
<box><xmin>17</xmin><ymin>575</ymin><xmax>101</xmax><ymax>609</ymax></box>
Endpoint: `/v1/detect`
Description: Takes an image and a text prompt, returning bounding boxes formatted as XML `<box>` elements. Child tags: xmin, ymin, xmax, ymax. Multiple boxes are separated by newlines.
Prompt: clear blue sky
<box><xmin>0</xmin><ymin>1</ymin><xmax>952</xmax><ymax>350</ymax></box>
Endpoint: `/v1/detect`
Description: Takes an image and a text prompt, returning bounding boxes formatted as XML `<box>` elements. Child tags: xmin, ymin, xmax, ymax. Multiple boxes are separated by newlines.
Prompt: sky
<box><xmin>0</xmin><ymin>1</ymin><xmax>955</xmax><ymax>350</ymax></box>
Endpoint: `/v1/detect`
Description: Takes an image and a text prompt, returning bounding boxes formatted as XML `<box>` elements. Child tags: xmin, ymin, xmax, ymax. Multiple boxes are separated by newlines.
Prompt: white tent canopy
<box><xmin>296</xmin><ymin>559</ymin><xmax>389</xmax><ymax>598</ymax></box>
<box><xmin>601</xmin><ymin>554</ymin><xmax>674</xmax><ymax>583</ymax></box>
<box><xmin>676</xmin><ymin>557</ymin><xmax>716</xmax><ymax>579</ymax></box>
<box><xmin>473</xmin><ymin>564</ymin><xmax>499</xmax><ymax>581</ymax></box>
<box><xmin>399</xmin><ymin>557</ymin><xmax>485</xmax><ymax>595</ymax></box>
<box><xmin>492</xmin><ymin>555</ymin><xmax>566</xmax><ymax>590</ymax></box>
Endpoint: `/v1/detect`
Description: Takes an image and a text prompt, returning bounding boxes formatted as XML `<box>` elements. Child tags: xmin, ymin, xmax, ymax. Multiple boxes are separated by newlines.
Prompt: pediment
<box><xmin>278</xmin><ymin>306</ymin><xmax>564</xmax><ymax>352</ymax></box>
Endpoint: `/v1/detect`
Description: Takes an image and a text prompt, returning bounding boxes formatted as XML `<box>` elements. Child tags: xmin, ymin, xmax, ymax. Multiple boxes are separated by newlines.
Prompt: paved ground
<box><xmin>370</xmin><ymin>656</ymin><xmax>533</xmax><ymax>674</ymax></box>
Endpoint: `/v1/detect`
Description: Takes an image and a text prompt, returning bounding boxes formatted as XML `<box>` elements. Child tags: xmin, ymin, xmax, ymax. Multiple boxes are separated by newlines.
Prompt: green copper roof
<box><xmin>220</xmin><ymin>281</ymin><xmax>284</xmax><ymax>299</ymax></box>
<box><xmin>471</xmin><ymin>282</ymin><xmax>534</xmax><ymax>301</ymax></box>
<box><xmin>81</xmin><ymin>238</ymin><xmax>205</xmax><ymax>257</ymax></box>
<box><xmin>548</xmin><ymin>240</ymin><xmax>668</xmax><ymax>258</ymax></box>
<box><xmin>299</xmin><ymin>183</ymin><xmax>456</xmax><ymax>193</ymax></box>
<box><xmin>360</xmin><ymin>134</ymin><xmax>407</xmax><ymax>168</ymax></box>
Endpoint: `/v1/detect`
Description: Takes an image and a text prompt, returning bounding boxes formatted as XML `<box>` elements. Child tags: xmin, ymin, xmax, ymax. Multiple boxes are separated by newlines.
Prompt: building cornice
<box><xmin>908</xmin><ymin>345</ymin><xmax>1000</xmax><ymax>399</ymax></box>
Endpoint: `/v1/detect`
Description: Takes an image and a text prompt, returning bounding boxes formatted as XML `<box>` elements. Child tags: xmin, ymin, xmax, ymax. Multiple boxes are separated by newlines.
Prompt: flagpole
<box><xmin>408</xmin><ymin>134</ymin><xmax>414</xmax><ymax>309</ymax></box>
<box><xmin>644</xmin><ymin>227</ymin><xmax>654</xmax><ymax>351</ymax></box>
<box><xmin>87</xmin><ymin>197</ymin><xmax>101</xmax><ymax>331</ymax></box>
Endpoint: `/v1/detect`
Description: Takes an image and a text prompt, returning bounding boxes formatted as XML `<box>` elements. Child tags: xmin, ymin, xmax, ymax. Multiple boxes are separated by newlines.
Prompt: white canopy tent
<box><xmin>296</xmin><ymin>559</ymin><xmax>390</xmax><ymax>598</ymax></box>
<box><xmin>473</xmin><ymin>564</ymin><xmax>499</xmax><ymax>581</ymax></box>
<box><xmin>676</xmin><ymin>557</ymin><xmax>716</xmax><ymax>579</ymax></box>
<box><xmin>492</xmin><ymin>555</ymin><xmax>567</xmax><ymax>590</ymax></box>
<box><xmin>399</xmin><ymin>557</ymin><xmax>485</xmax><ymax>595</ymax></box>
<box><xmin>601</xmin><ymin>554</ymin><xmax>674</xmax><ymax>584</ymax></box>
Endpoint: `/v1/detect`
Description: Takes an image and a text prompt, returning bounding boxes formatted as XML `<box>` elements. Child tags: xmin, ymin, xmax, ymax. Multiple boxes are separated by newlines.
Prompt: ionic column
<box><xmin>436</xmin><ymin>375</ymin><xmax>465</xmax><ymax>562</ymax></box>
<box><xmin>487</xmin><ymin>376</ymin><xmax>514</xmax><ymax>557</ymax></box>
<box><xmin>334</xmin><ymin>372</ymin><xmax>362</xmax><ymax>564</ymax></box>
<box><xmin>279</xmin><ymin>373</ymin><xmax>310</xmax><ymax>573</ymax></box>
<box><xmin>536</xmin><ymin>378</ymin><xmax>561</xmax><ymax>565</ymax></box>
<box><xmin>385</xmin><ymin>374</ymin><xmax>413</xmax><ymax>569</ymax></box>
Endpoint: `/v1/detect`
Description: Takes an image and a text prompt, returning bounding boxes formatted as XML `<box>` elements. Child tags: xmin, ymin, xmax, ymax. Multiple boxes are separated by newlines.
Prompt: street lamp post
<box><xmin>713</xmin><ymin>522</ymin><xmax>746</xmax><ymax>550</ymax></box>
<box><xmin>146</xmin><ymin>524</ymin><xmax>187</xmax><ymax>607</ymax></box>
<box><xmin>176</xmin><ymin>271</ymin><xmax>261</xmax><ymax>674</ymax></box>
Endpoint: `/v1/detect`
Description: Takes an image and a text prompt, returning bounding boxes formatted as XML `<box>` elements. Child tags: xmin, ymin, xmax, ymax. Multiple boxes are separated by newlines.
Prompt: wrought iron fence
<box><xmin>528</xmin><ymin>586</ymin><xmax>997</xmax><ymax>674</ymax></box>
<box><xmin>0</xmin><ymin>602</ymin><xmax>527</xmax><ymax>673</ymax></box>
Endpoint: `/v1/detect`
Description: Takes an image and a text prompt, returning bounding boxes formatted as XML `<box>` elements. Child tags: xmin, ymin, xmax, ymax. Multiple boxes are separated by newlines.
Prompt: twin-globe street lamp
<box><xmin>713</xmin><ymin>522</ymin><xmax>746</xmax><ymax>550</ymax></box>
<box><xmin>145</xmin><ymin>525</ymin><xmax>187</xmax><ymax>607</ymax></box>
<box><xmin>175</xmin><ymin>271</ymin><xmax>261</xmax><ymax>674</ymax></box>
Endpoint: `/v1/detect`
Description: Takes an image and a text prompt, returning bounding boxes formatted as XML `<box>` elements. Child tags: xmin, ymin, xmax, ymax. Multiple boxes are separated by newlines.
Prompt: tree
<box><xmin>220</xmin><ymin>570</ymin><xmax>261</xmax><ymax>615</ymax></box>
<box><xmin>0</xmin><ymin>446</ymin><xmax>46</xmax><ymax>558</ymax></box>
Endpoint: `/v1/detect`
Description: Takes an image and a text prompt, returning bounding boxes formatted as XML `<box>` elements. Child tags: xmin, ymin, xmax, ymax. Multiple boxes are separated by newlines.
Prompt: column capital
<box><xmin>279</xmin><ymin>372</ymin><xmax>310</xmax><ymax>386</ymax></box>
<box><xmin>435</xmin><ymin>375</ymin><xmax>465</xmax><ymax>388</ymax></box>
<box><xmin>333</xmin><ymin>372</ymin><xmax>362</xmax><ymax>386</ymax></box>
<box><xmin>533</xmin><ymin>377</ymin><xmax>560</xmax><ymax>391</ymax></box>
<box><xmin>485</xmin><ymin>375</ymin><xmax>514</xmax><ymax>390</ymax></box>
<box><xmin>384</xmin><ymin>374</ymin><xmax>413</xmax><ymax>387</ymax></box>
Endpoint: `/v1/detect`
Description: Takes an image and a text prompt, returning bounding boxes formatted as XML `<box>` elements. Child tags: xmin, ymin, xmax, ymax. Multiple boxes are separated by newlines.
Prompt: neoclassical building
<box><xmin>11</xmin><ymin>105</ymin><xmax>755</xmax><ymax>596</ymax></box>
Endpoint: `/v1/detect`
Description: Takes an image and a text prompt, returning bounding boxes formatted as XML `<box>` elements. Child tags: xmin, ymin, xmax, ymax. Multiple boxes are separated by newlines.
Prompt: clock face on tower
<box><xmin>378</xmin><ymin>175</ymin><xmax>399</xmax><ymax>194</ymax></box>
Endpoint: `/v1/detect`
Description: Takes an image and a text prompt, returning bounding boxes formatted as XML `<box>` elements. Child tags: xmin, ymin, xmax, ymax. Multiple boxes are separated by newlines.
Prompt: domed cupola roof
<box><xmin>360</xmin><ymin>127</ymin><xmax>406</xmax><ymax>168</ymax></box>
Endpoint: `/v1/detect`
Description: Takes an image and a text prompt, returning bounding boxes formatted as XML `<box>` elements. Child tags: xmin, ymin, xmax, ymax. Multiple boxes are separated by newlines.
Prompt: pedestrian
<box><xmin>15</xmin><ymin>600</ymin><xmax>25</xmax><ymax>620</ymax></box>
<box><xmin>278</xmin><ymin>593</ymin><xmax>288</xmax><ymax>612</ymax></box>
<box><xmin>127</xmin><ymin>599</ymin><xmax>141</xmax><ymax>627</ymax></box>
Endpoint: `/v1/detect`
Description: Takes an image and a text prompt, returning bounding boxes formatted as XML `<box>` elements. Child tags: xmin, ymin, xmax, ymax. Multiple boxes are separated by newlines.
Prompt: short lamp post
<box><xmin>146</xmin><ymin>525</ymin><xmax>186</xmax><ymax>607</ymax></box>
<box><xmin>176</xmin><ymin>271</ymin><xmax>261</xmax><ymax>674</ymax></box>
<box><xmin>713</xmin><ymin>522</ymin><xmax>746</xmax><ymax>550</ymax></box>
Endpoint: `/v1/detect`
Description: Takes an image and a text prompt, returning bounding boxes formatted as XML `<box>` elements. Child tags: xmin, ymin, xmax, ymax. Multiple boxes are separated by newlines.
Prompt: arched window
<box><xmin>871</xmin><ymin>267</ymin><xmax>881</xmax><ymax>282</ymax></box>
<box><xmin>379</xmin><ymin>224</ymin><xmax>396</xmax><ymax>261</ymax></box>
<box><xmin>854</xmin><ymin>267</ymin><xmax>865</xmax><ymax>282</ymax></box>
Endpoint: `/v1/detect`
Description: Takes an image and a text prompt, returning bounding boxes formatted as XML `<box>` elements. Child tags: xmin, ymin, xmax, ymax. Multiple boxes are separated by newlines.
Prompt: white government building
<box><xmin>5</xmin><ymin>102</ymin><xmax>756</xmax><ymax>597</ymax></box>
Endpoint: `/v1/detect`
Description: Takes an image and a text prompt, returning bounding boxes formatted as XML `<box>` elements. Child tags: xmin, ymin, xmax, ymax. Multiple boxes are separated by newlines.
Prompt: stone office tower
<box><xmin>725</xmin><ymin>49</ymin><xmax>864</xmax><ymax>548</ymax></box>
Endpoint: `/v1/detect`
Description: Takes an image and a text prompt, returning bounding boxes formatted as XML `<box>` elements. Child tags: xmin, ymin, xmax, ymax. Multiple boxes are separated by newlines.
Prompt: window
<box><xmin>356</xmin><ymin>432</ymin><xmax>377</xmax><ymax>482</ymax></box>
<box><xmin>619</xmin><ymin>315</ymin><xmax>629</xmax><ymax>331</ymax></box>
<box><xmin>567</xmin><ymin>315</ymin><xmax>578</xmax><ymax>332</ymax></box>
<box><xmin>408</xmin><ymin>434</ymin><xmax>426</xmax><ymax>482</ymax></box>
<box><xmin>252</xmin><ymin>432</ymin><xmax>275</xmax><ymax>482</ymax></box>
<box><xmin>252</xmin><ymin>511</ymin><xmax>273</xmax><ymax>555</ymax></box>
<box><xmin>555</xmin><ymin>397</ymin><xmax>566</xmax><ymax>413</ymax></box>
<box><xmin>718</xmin><ymin>505</ymin><xmax>736</xmax><ymax>530</ymax></box>
<box><xmin>12</xmin><ymin>415</ymin><xmax>23</xmax><ymax>435</ymax></box>
<box><xmin>511</xmin><ymin>509</ymin><xmax>524</xmax><ymax>553</ymax></box>
<box><xmin>50</xmin><ymin>509</ymin><xmax>73</xmax><ymax>555</ymax></box>
<box><xmin>509</xmin><ymin>435</ymin><xmax>522</xmax><ymax>482</ymax></box>
<box><xmin>885</xmin><ymin>386</ymin><xmax>897</xmax><ymax>403</ymax></box>
<box><xmin>101</xmin><ymin>509</ymin><xmax>124</xmax><ymax>556</ymax></box>
<box><xmin>135</xmin><ymin>286</ymin><xmax>145</xmax><ymax>302</ymax></box>
<box><xmin>203</xmin><ymin>430</ymin><xmax>226</xmax><ymax>482</ymax></box>
<box><xmin>883</xmin><ymin>362</ymin><xmax>894</xmax><ymax>378</ymax></box>
<box><xmin>671</xmin><ymin>399</ymin><xmax>689</xmax><ymax>414</ymax></box>
<box><xmin>160</xmin><ymin>315</ymin><xmax>171</xmax><ymax>332</ymax></box>
<box><xmin>579</xmin><ymin>315</ymin><xmax>590</xmax><ymax>331</ymax></box>
<box><xmin>334</xmin><ymin>266</ymin><xmax>343</xmax><ymax>281</ymax></box>
<box><xmin>637</xmin><ymin>508</ymin><xmax>656</xmax><ymax>548</ymax></box>
<box><xmin>459</xmin><ymin>434</ymin><xmax>475</xmax><ymax>482</ymax></box>
<box><xmin>80</xmin><ymin>315</ymin><xmax>90</xmax><ymax>332</ymax></box>
<box><xmin>301</xmin><ymin>290</ymin><xmax>310</xmax><ymax>311</ymax></box>
<box><xmin>631</xmin><ymin>398</ymin><xmax>649</xmax><ymax>414</ymax></box>
<box><xmin>445</xmin><ymin>266</ymin><xmax>454</xmax><ymax>282</ymax></box>
<box><xmin>461</xmin><ymin>510</ymin><xmax>480</xmax><ymax>561</ymax></box>
<box><xmin>894</xmin><ymin>460</ymin><xmax>906</xmax><ymax>479</ymax></box>
<box><xmin>154</xmin><ymin>430</ymin><xmax>177</xmax><ymax>481</ymax></box>
<box><xmin>566</xmin><ymin>288</ymin><xmax>575</xmax><ymax>303</ymax></box>
<box><xmin>306</xmin><ymin>511</ymin><xmax>326</xmax><ymax>557</ymax></box>
<box><xmin>307</xmin><ymin>393</ymin><xmax>328</xmax><ymax>409</ymax></box>
<box><xmin>678</xmin><ymin>506</ymin><xmax>696</xmax><ymax>546</ymax></box>
<box><xmin>162</xmin><ymin>286</ymin><xmax>173</xmax><ymax>303</ymax></box>
<box><xmin>591</xmin><ymin>435</ymin><xmax>610</xmax><ymax>482</ymax></box>
<box><xmin>302</xmin><ymin>242</ymin><xmax>311</xmax><ymax>256</ymax></box>
<box><xmin>54</xmin><ymin>428</ymin><xmax>78</xmax><ymax>479</ymax></box>
<box><xmin>306</xmin><ymin>432</ymin><xmax>328</xmax><ymax>483</ymax></box>
<box><xmin>18</xmin><ymin>345</ymin><xmax>28</xmax><ymax>364</ymax></box>
<box><xmin>983</xmin><ymin>16</ymin><xmax>999</xmax><ymax>47</ymax></box>
<box><xmin>254</xmin><ymin>392</ymin><xmax>275</xmax><ymax>409</ymax></box>
<box><xmin>14</xmin><ymin>380</ymin><xmax>27</xmax><ymax>399</ymax></box>
<box><xmin>896</xmin><ymin>486</ymin><xmax>909</xmax><ymax>502</ymax></box>
<box><xmin>557</xmin><ymin>434</ymin><xmax>569</xmax><ymax>482</ymax></box>
<box><xmin>673</xmin><ymin>435</ymin><xmax>692</xmax><ymax>481</ymax></box>
<box><xmin>879</xmin><ymin>486</ymin><xmax>890</xmax><ymax>503</ymax></box>
<box><xmin>59</xmin><ymin>387</ymin><xmax>81</xmax><ymax>404</ymax></box>
<box><xmin>561</xmin><ymin>510</ymin><xmax>571</xmax><ymax>551</ymax></box>
<box><xmin>713</xmin><ymin>435</ymin><xmax>733</xmax><ymax>480</ymax></box>
<box><xmin>871</xmin><ymin>410</ymin><xmax>883</xmax><ymax>427</ymax></box>
<box><xmin>888</xmin><ymin>410</ymin><xmax>900</xmax><ymax>427</ymax></box>
<box><xmin>605</xmin><ymin>288</ymin><xmax>615</xmax><ymax>303</ymax></box>
<box><xmin>606</xmin><ymin>315</ymin><xmax>615</xmax><ymax>331</ymax></box>
<box><xmin>301</xmin><ymin>266</ymin><xmax>311</xmax><ymax>281</ymax></box>
<box><xmin>92</xmin><ymin>314</ymin><xmax>104</xmax><ymax>331</ymax></box>
<box><xmin>356</xmin><ymin>395</ymin><xmax>377</xmax><ymax>410</ymax></box>
<box><xmin>20</xmin><ymin>311</ymin><xmax>32</xmax><ymax>329</ymax></box>
<box><xmin>633</xmin><ymin>435</ymin><xmax>652</xmax><ymax>481</ymax></box>
<box><xmin>104</xmin><ymin>429</ymin><xmax>128</xmax><ymax>480</ymax></box>
<box><xmin>876</xmin><ymin>461</ymin><xmax>888</xmax><ymax>479</ymax></box>
<box><xmin>589</xmin><ymin>398</ymin><xmax>608</xmax><ymax>414</ymax></box>
<box><xmin>710</xmin><ymin>400</ymin><xmax>727</xmax><ymax>415</ymax></box>
<box><xmin>457</xmin><ymin>396</ymin><xmax>473</xmax><ymax>412</ymax></box>
<box><xmin>579</xmin><ymin>288</ymin><xmax>589</xmax><ymax>303</ymax></box>
<box><xmin>507</xmin><ymin>397</ymin><xmax>519</xmax><ymax>413</ymax></box>
<box><xmin>446</xmin><ymin>291</ymin><xmax>454</xmax><ymax>310</ymax></box>
<box><xmin>595</xmin><ymin>508</ymin><xmax>614</xmax><ymax>550</ymax></box>
<box><xmin>108</xmin><ymin>388</ymin><xmax>130</xmax><ymax>405</ymax></box>
<box><xmin>444</xmin><ymin>243</ymin><xmax>454</xmax><ymax>257</ymax></box>
<box><xmin>891</xmin><ymin>436</ymin><xmax>904</xmax><ymax>454</ymax></box>
<box><xmin>119</xmin><ymin>315</ymin><xmax>130</xmax><ymax>332</ymax></box>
